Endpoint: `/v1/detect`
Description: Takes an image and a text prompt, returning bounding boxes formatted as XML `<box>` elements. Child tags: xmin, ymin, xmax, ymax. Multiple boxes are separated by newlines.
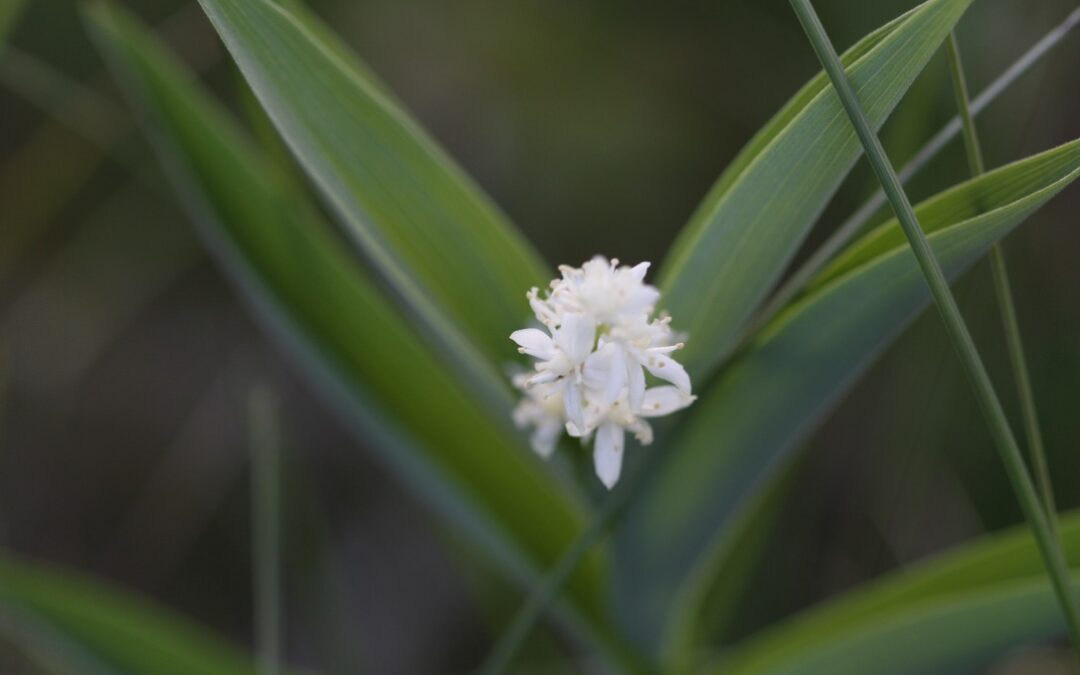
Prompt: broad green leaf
<box><xmin>84</xmin><ymin>3</ymin><xmax>611</xmax><ymax>640</ymax></box>
<box><xmin>658</xmin><ymin>0</ymin><xmax>972</xmax><ymax>379</ymax></box>
<box><xmin>709</xmin><ymin>512</ymin><xmax>1080</xmax><ymax>675</ymax></box>
<box><xmin>615</xmin><ymin>138</ymin><xmax>1080</xmax><ymax>652</ymax></box>
<box><xmin>0</xmin><ymin>554</ymin><xmax>257</xmax><ymax>675</ymax></box>
<box><xmin>193</xmin><ymin>0</ymin><xmax>550</xmax><ymax>400</ymax></box>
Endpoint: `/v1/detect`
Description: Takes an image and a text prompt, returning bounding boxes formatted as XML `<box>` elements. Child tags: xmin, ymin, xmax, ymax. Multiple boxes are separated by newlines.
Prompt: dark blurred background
<box><xmin>1</xmin><ymin>0</ymin><xmax>1079</xmax><ymax>673</ymax></box>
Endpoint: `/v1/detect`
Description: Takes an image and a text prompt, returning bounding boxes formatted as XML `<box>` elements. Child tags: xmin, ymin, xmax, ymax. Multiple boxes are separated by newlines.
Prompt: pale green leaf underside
<box><xmin>0</xmin><ymin>554</ymin><xmax>257</xmax><ymax>675</ymax></box>
<box><xmin>195</xmin><ymin>0</ymin><xmax>550</xmax><ymax>401</ymax></box>
<box><xmin>713</xmin><ymin>512</ymin><xmax>1080</xmax><ymax>675</ymax></box>
<box><xmin>659</xmin><ymin>0</ymin><xmax>972</xmax><ymax>379</ymax></box>
<box><xmin>616</xmin><ymin>138</ymin><xmax>1080</xmax><ymax>648</ymax></box>
<box><xmin>84</xmin><ymin>3</ymin><xmax>606</xmax><ymax>624</ymax></box>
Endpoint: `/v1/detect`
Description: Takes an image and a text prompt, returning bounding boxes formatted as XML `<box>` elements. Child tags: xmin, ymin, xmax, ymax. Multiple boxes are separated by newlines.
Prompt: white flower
<box><xmin>552</xmin><ymin>257</ymin><xmax>659</xmax><ymax>326</ymax></box>
<box><xmin>510</xmin><ymin>313</ymin><xmax>600</xmax><ymax>432</ymax></box>
<box><xmin>510</xmin><ymin>256</ymin><xmax>696</xmax><ymax>489</ymax></box>
<box><xmin>606</xmin><ymin>318</ymin><xmax>690</xmax><ymax>413</ymax></box>
<box><xmin>511</xmin><ymin>374</ymin><xmax>565</xmax><ymax>459</ymax></box>
<box><xmin>524</xmin><ymin>257</ymin><xmax>658</xmax><ymax>328</ymax></box>
<box><xmin>575</xmin><ymin>386</ymin><xmax>695</xmax><ymax>489</ymax></box>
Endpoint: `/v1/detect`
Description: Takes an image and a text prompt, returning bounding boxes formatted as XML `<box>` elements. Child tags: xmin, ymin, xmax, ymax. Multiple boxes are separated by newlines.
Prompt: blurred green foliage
<box><xmin>1</xmin><ymin>0</ymin><xmax>1078</xmax><ymax>673</ymax></box>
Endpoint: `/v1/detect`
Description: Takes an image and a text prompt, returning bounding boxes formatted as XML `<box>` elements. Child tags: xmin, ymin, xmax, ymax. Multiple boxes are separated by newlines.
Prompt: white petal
<box><xmin>527</xmin><ymin>370</ymin><xmax>559</xmax><ymax>385</ymax></box>
<box><xmin>647</xmin><ymin>343</ymin><xmax>682</xmax><ymax>355</ymax></box>
<box><xmin>642</xmin><ymin>353</ymin><xmax>691</xmax><ymax>393</ymax></box>
<box><xmin>627</xmin><ymin>362</ymin><xmax>646</xmax><ymax>412</ymax></box>
<box><xmin>532</xmin><ymin>379</ymin><xmax>563</xmax><ymax>403</ymax></box>
<box><xmin>583</xmin><ymin>342</ymin><xmax>626</xmax><ymax>407</ymax></box>
<box><xmin>627</xmin><ymin>417</ymin><xmax>653</xmax><ymax>445</ymax></box>
<box><xmin>511</xmin><ymin>371</ymin><xmax>531</xmax><ymax>391</ymax></box>
<box><xmin>639</xmin><ymin>386</ymin><xmax>696</xmax><ymax>417</ymax></box>
<box><xmin>512</xmin><ymin>399</ymin><xmax>536</xmax><ymax>428</ymax></box>
<box><xmin>593</xmin><ymin>422</ymin><xmax>625</xmax><ymax>489</ymax></box>
<box><xmin>510</xmin><ymin>328</ymin><xmax>555</xmax><ymax>360</ymax></box>
<box><xmin>528</xmin><ymin>288</ymin><xmax>560</xmax><ymax>326</ymax></box>
<box><xmin>530</xmin><ymin>418</ymin><xmax>563</xmax><ymax>458</ymax></box>
<box><xmin>583</xmin><ymin>256</ymin><xmax>610</xmax><ymax>278</ymax></box>
<box><xmin>565</xmin><ymin>419</ymin><xmax>591</xmax><ymax>440</ymax></box>
<box><xmin>629</xmin><ymin>261</ymin><xmax>650</xmax><ymax>282</ymax></box>
<box><xmin>563</xmin><ymin>383</ymin><xmax>586</xmax><ymax>433</ymax></box>
<box><xmin>621</xmin><ymin>286</ymin><xmax>660</xmax><ymax>316</ymax></box>
<box><xmin>555</xmin><ymin>313</ymin><xmax>596</xmax><ymax>363</ymax></box>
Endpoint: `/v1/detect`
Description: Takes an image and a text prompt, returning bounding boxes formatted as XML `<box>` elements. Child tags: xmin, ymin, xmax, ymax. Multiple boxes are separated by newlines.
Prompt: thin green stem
<box><xmin>249</xmin><ymin>385</ymin><xmax>283</xmax><ymax>675</ymax></box>
<box><xmin>945</xmin><ymin>35</ymin><xmax>986</xmax><ymax>176</ymax></box>
<box><xmin>945</xmin><ymin>32</ymin><xmax>1058</xmax><ymax>519</ymax></box>
<box><xmin>790</xmin><ymin>0</ymin><xmax>1080</xmax><ymax>658</ymax></box>
<box><xmin>988</xmin><ymin>248</ymin><xmax>1057</xmax><ymax>515</ymax></box>
<box><xmin>476</xmin><ymin>454</ymin><xmax>657</xmax><ymax>675</ymax></box>
<box><xmin>746</xmin><ymin>7</ymin><xmax>1080</xmax><ymax>339</ymax></box>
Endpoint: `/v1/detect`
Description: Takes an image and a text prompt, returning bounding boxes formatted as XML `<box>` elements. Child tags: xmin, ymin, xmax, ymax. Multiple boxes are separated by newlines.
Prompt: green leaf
<box><xmin>193</xmin><ymin>0</ymin><xmax>551</xmax><ymax>400</ymax></box>
<box><xmin>615</xmin><ymin>138</ymin><xmax>1080</xmax><ymax>654</ymax></box>
<box><xmin>0</xmin><ymin>554</ymin><xmax>257</xmax><ymax>675</ymax></box>
<box><xmin>658</xmin><ymin>0</ymin><xmax>972</xmax><ymax>379</ymax></box>
<box><xmin>83</xmin><ymin>2</ymin><xmax>609</xmax><ymax>636</ymax></box>
<box><xmin>709</xmin><ymin>511</ymin><xmax>1080</xmax><ymax>675</ymax></box>
<box><xmin>815</xmin><ymin>138</ymin><xmax>1080</xmax><ymax>287</ymax></box>
<box><xmin>0</xmin><ymin>0</ymin><xmax>29</xmax><ymax>44</ymax></box>
<box><xmin>680</xmin><ymin>461</ymin><xmax>798</xmax><ymax>655</ymax></box>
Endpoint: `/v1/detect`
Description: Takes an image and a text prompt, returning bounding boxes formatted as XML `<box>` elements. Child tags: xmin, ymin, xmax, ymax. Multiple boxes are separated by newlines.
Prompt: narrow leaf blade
<box><xmin>659</xmin><ymin>0</ymin><xmax>972</xmax><ymax>378</ymax></box>
<box><xmin>712</xmin><ymin>512</ymin><xmax>1080</xmax><ymax>675</ymax></box>
<box><xmin>84</xmin><ymin>2</ymin><xmax>606</xmax><ymax>630</ymax></box>
<box><xmin>617</xmin><ymin>138</ymin><xmax>1080</xmax><ymax>649</ymax></box>
<box><xmin>194</xmin><ymin>0</ymin><xmax>550</xmax><ymax>378</ymax></box>
<box><xmin>0</xmin><ymin>554</ymin><xmax>257</xmax><ymax>675</ymax></box>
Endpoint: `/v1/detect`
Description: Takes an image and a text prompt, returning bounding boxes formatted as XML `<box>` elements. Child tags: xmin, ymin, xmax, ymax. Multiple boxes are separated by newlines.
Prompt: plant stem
<box><xmin>746</xmin><ymin>7</ymin><xmax>1080</xmax><ymax>339</ymax></box>
<box><xmin>944</xmin><ymin>32</ymin><xmax>1058</xmax><ymax>518</ymax></box>
<box><xmin>789</xmin><ymin>0</ymin><xmax>1080</xmax><ymax>657</ymax></box>
<box><xmin>476</xmin><ymin>454</ymin><xmax>656</xmax><ymax>675</ymax></box>
<box><xmin>250</xmin><ymin>385</ymin><xmax>283</xmax><ymax>675</ymax></box>
<box><xmin>944</xmin><ymin>34</ymin><xmax>986</xmax><ymax>176</ymax></box>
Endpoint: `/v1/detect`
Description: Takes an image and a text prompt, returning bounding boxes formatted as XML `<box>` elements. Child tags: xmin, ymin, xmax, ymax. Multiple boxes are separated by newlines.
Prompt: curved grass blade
<box><xmin>249</xmin><ymin>385</ymin><xmax>283</xmax><ymax>675</ymax></box>
<box><xmin>946</xmin><ymin>30</ymin><xmax>1058</xmax><ymax>527</ymax></box>
<box><xmin>193</xmin><ymin>0</ymin><xmax>550</xmax><ymax>401</ymax></box>
<box><xmin>714</xmin><ymin>578</ymin><xmax>1077</xmax><ymax>675</ymax></box>
<box><xmin>748</xmin><ymin>6</ymin><xmax>1080</xmax><ymax>338</ymax></box>
<box><xmin>83</xmin><ymin>2</ymin><xmax>611</xmax><ymax>644</ymax></box>
<box><xmin>658</xmin><ymin>0</ymin><xmax>972</xmax><ymax>379</ymax></box>
<box><xmin>0</xmin><ymin>554</ymin><xmax>258</xmax><ymax>675</ymax></box>
<box><xmin>616</xmin><ymin>138</ymin><xmax>1080</xmax><ymax>654</ymax></box>
<box><xmin>791</xmin><ymin>0</ymin><xmax>1080</xmax><ymax>652</ymax></box>
<box><xmin>708</xmin><ymin>512</ymin><xmax>1080</xmax><ymax>675</ymax></box>
<box><xmin>814</xmin><ymin>142</ymin><xmax>1080</xmax><ymax>287</ymax></box>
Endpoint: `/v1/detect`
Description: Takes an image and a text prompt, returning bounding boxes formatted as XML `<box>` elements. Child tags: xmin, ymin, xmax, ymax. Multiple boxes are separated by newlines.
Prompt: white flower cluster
<box><xmin>510</xmin><ymin>256</ymin><xmax>695</xmax><ymax>489</ymax></box>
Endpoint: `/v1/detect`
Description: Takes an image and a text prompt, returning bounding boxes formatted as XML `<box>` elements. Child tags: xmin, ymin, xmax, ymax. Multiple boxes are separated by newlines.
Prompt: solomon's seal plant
<box><xmin>511</xmin><ymin>256</ymin><xmax>695</xmax><ymax>488</ymax></box>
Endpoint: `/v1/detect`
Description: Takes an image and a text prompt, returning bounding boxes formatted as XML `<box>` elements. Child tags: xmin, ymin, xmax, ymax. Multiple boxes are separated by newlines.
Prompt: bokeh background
<box><xmin>1</xmin><ymin>0</ymin><xmax>1079</xmax><ymax>673</ymax></box>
